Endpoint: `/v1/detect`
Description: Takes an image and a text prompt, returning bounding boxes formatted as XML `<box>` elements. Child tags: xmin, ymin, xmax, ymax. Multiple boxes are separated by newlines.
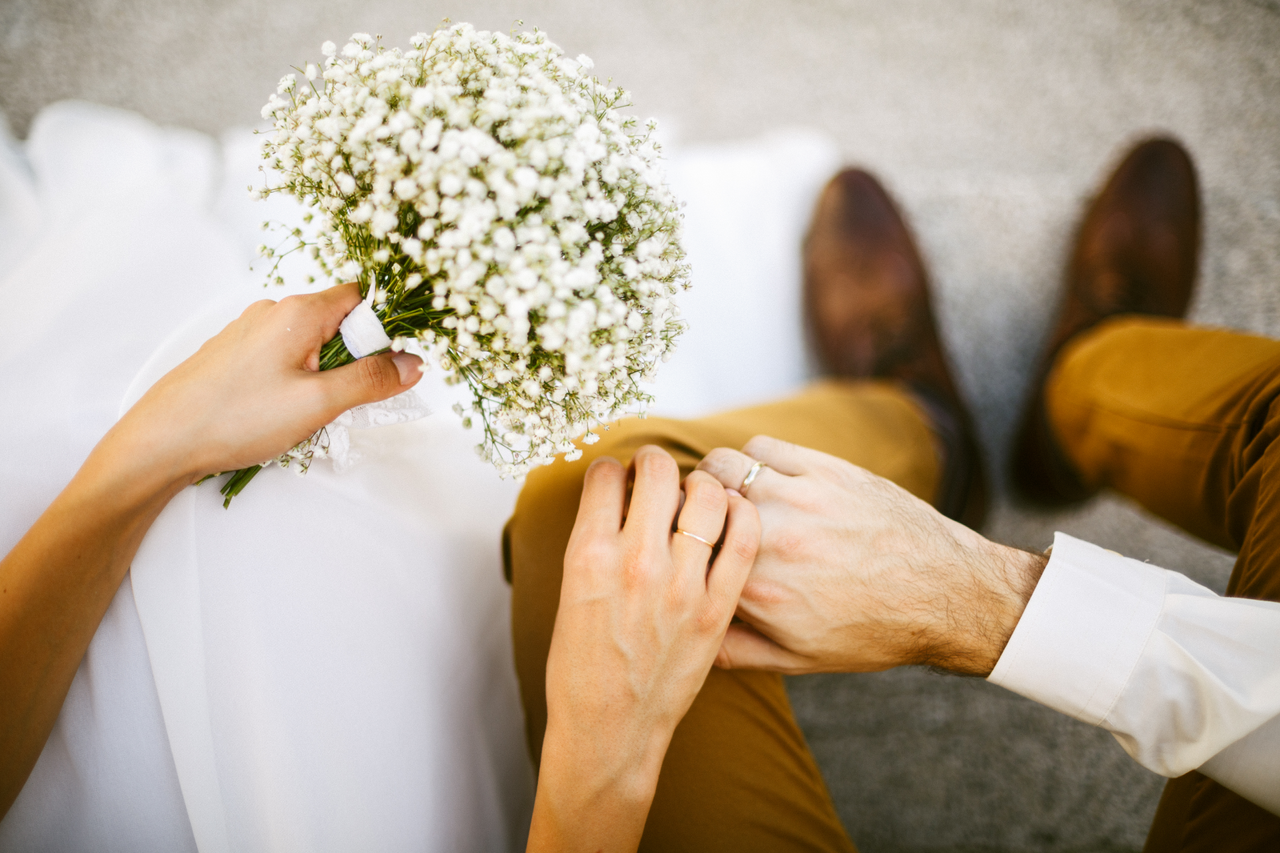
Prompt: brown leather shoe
<box><xmin>1011</xmin><ymin>137</ymin><xmax>1201</xmax><ymax>504</ymax></box>
<box><xmin>804</xmin><ymin>168</ymin><xmax>988</xmax><ymax>528</ymax></box>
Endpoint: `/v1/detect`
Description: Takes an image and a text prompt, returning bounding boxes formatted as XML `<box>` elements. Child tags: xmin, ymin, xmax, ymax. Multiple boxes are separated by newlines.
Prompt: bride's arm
<box><xmin>0</xmin><ymin>283</ymin><xmax>422</xmax><ymax>819</ymax></box>
<box><xmin>527</xmin><ymin>449</ymin><xmax>760</xmax><ymax>852</ymax></box>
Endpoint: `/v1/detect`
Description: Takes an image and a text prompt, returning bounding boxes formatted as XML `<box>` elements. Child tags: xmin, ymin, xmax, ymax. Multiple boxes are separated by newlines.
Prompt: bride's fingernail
<box><xmin>392</xmin><ymin>352</ymin><xmax>423</xmax><ymax>385</ymax></box>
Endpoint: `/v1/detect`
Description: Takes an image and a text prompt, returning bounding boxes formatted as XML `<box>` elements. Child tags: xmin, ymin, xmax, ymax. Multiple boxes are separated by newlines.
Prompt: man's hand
<box><xmin>528</xmin><ymin>447</ymin><xmax>760</xmax><ymax>852</ymax></box>
<box><xmin>697</xmin><ymin>436</ymin><xmax>1047</xmax><ymax>677</ymax></box>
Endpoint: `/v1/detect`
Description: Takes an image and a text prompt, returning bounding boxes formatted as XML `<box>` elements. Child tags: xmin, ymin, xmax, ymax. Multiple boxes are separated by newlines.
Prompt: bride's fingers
<box><xmin>306</xmin><ymin>281</ymin><xmax>364</xmax><ymax>343</ymax></box>
<box><xmin>572</xmin><ymin>457</ymin><xmax>629</xmax><ymax>539</ymax></box>
<box><xmin>671</xmin><ymin>471</ymin><xmax>728</xmax><ymax>567</ymax></box>
<box><xmin>625</xmin><ymin>446</ymin><xmax>682</xmax><ymax>541</ymax></box>
<box><xmin>259</xmin><ymin>283</ymin><xmax>363</xmax><ymax>364</ymax></box>
<box><xmin>705</xmin><ymin>493</ymin><xmax>759</xmax><ymax>607</ymax></box>
<box><xmin>316</xmin><ymin>349</ymin><xmax>423</xmax><ymax>414</ymax></box>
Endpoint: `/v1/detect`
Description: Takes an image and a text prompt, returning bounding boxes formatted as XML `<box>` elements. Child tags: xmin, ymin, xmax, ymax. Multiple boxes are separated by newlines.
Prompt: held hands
<box><xmin>531</xmin><ymin>447</ymin><xmax>760</xmax><ymax>851</ymax></box>
<box><xmin>698</xmin><ymin>436</ymin><xmax>1047</xmax><ymax>677</ymax></box>
<box><xmin>528</xmin><ymin>434</ymin><xmax>1044</xmax><ymax>852</ymax></box>
<box><xmin>99</xmin><ymin>283</ymin><xmax>423</xmax><ymax>493</ymax></box>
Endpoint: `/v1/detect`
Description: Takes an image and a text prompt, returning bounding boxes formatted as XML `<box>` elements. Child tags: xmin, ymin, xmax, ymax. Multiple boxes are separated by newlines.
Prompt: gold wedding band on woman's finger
<box><xmin>740</xmin><ymin>461</ymin><xmax>769</xmax><ymax>498</ymax></box>
<box><xmin>675</xmin><ymin>528</ymin><xmax>716</xmax><ymax>548</ymax></box>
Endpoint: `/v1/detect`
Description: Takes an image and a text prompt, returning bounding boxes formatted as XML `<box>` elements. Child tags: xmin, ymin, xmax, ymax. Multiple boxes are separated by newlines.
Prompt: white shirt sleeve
<box><xmin>987</xmin><ymin>532</ymin><xmax>1280</xmax><ymax>815</ymax></box>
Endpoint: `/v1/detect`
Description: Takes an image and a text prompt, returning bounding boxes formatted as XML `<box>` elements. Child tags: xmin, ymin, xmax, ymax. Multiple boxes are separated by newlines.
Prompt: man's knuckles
<box><xmin>764</xmin><ymin>525</ymin><xmax>812</xmax><ymax>563</ymax></box>
<box><xmin>741</xmin><ymin>434</ymin><xmax>777</xmax><ymax>459</ymax></box>
<box><xmin>740</xmin><ymin>576</ymin><xmax>790</xmax><ymax>606</ymax></box>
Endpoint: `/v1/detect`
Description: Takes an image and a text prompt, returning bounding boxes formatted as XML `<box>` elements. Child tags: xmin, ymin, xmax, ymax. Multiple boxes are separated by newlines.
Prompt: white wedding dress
<box><xmin>0</xmin><ymin>101</ymin><xmax>836</xmax><ymax>852</ymax></box>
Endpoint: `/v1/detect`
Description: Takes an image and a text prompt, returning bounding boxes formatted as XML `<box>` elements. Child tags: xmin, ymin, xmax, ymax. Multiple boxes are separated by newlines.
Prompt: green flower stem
<box><xmin>218</xmin><ymin>465</ymin><xmax>264</xmax><ymax>508</ymax></box>
<box><xmin>318</xmin><ymin>333</ymin><xmax>358</xmax><ymax>371</ymax></box>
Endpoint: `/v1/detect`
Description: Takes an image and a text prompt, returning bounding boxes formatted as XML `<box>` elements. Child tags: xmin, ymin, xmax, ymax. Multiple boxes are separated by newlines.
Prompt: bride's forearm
<box><xmin>0</xmin><ymin>428</ymin><xmax>190</xmax><ymax>820</ymax></box>
<box><xmin>526</xmin><ymin>721</ymin><xmax>667</xmax><ymax>853</ymax></box>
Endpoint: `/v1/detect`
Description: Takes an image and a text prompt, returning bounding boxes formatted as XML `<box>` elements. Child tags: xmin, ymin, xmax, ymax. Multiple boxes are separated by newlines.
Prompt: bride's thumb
<box><xmin>323</xmin><ymin>351</ymin><xmax>423</xmax><ymax>409</ymax></box>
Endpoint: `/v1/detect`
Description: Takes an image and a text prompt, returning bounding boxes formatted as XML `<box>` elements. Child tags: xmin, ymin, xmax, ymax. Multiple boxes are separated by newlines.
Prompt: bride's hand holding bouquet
<box><xmin>0</xmin><ymin>284</ymin><xmax>420</xmax><ymax>818</ymax></box>
<box><xmin>103</xmin><ymin>284</ymin><xmax>423</xmax><ymax>497</ymax></box>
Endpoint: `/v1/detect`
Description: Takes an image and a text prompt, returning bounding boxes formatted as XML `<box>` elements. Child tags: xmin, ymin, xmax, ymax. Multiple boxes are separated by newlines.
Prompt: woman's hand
<box><xmin>697</xmin><ymin>436</ymin><xmax>1046</xmax><ymax>678</ymax></box>
<box><xmin>0</xmin><ymin>283</ymin><xmax>421</xmax><ymax>820</ymax></box>
<box><xmin>528</xmin><ymin>446</ymin><xmax>760</xmax><ymax>853</ymax></box>
<box><xmin>104</xmin><ymin>282</ymin><xmax>423</xmax><ymax>492</ymax></box>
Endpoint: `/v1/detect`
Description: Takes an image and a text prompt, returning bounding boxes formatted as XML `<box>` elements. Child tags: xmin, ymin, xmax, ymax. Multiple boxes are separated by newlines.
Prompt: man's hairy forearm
<box><xmin>916</xmin><ymin>543</ymin><xmax>1049</xmax><ymax>677</ymax></box>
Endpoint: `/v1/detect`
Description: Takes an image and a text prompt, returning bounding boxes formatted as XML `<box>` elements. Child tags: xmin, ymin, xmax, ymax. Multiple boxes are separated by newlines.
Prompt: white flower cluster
<box><xmin>256</xmin><ymin>25</ymin><xmax>688</xmax><ymax>476</ymax></box>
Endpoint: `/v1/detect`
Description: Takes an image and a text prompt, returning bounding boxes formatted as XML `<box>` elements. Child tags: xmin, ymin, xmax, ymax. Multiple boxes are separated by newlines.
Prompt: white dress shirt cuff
<box><xmin>988</xmin><ymin>531</ymin><xmax>1166</xmax><ymax>727</ymax></box>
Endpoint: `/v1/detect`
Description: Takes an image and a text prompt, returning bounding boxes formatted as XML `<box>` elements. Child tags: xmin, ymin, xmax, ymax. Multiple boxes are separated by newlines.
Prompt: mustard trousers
<box><xmin>503</xmin><ymin>317</ymin><xmax>1280</xmax><ymax>851</ymax></box>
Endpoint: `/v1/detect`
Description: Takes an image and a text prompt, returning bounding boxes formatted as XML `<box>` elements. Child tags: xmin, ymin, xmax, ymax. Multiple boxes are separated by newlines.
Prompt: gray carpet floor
<box><xmin>3</xmin><ymin>1</ymin><xmax>1279</xmax><ymax>850</ymax></box>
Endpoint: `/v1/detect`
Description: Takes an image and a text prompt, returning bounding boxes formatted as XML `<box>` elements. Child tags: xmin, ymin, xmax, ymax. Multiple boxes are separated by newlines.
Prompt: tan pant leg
<box><xmin>505</xmin><ymin>380</ymin><xmax>939</xmax><ymax>851</ymax></box>
<box><xmin>1044</xmin><ymin>317</ymin><xmax>1280</xmax><ymax>851</ymax></box>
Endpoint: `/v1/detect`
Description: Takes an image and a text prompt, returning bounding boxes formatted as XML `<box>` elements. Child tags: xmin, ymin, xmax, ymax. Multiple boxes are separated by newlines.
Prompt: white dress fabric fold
<box><xmin>0</xmin><ymin>101</ymin><xmax>840</xmax><ymax>850</ymax></box>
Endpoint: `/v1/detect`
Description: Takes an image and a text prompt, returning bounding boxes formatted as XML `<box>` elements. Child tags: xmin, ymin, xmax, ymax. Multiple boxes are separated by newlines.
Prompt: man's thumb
<box><xmin>324</xmin><ymin>351</ymin><xmax>423</xmax><ymax>409</ymax></box>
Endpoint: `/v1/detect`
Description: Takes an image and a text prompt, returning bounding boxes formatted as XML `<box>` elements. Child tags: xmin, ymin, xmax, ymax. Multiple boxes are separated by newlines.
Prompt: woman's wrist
<box><xmin>539</xmin><ymin>714</ymin><xmax>669</xmax><ymax>803</ymax></box>
<box><xmin>29</xmin><ymin>424</ymin><xmax>200</xmax><ymax>595</ymax></box>
<box><xmin>529</xmin><ymin>717</ymin><xmax>670</xmax><ymax>852</ymax></box>
<box><xmin>84</xmin><ymin>413</ymin><xmax>205</xmax><ymax>503</ymax></box>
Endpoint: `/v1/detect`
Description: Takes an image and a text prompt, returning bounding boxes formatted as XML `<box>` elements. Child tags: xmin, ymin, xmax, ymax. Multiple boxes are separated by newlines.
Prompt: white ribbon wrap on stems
<box><xmin>338</xmin><ymin>298</ymin><xmax>393</xmax><ymax>358</ymax></box>
<box><xmin>321</xmin><ymin>295</ymin><xmax>430</xmax><ymax>470</ymax></box>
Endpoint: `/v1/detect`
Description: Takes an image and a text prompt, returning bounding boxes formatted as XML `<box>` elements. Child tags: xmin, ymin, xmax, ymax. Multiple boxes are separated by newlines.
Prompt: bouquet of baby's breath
<box><xmin>219</xmin><ymin>24</ymin><xmax>688</xmax><ymax>504</ymax></box>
